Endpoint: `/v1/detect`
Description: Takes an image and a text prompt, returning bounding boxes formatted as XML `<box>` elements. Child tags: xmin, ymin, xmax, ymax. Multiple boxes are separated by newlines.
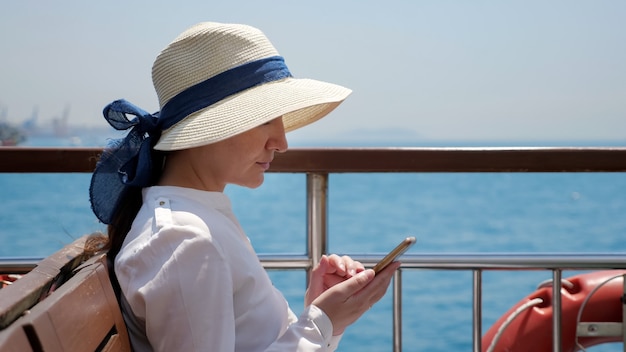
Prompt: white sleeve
<box><xmin>120</xmin><ymin>226</ymin><xmax>236</xmax><ymax>352</ymax></box>
<box><xmin>264</xmin><ymin>305</ymin><xmax>343</xmax><ymax>351</ymax></box>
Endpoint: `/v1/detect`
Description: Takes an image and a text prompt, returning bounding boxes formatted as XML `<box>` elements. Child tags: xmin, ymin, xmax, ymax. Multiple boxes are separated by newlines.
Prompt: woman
<box><xmin>89</xmin><ymin>21</ymin><xmax>400</xmax><ymax>351</ymax></box>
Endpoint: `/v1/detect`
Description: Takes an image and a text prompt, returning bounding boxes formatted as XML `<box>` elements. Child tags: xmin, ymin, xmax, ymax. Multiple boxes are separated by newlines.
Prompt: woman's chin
<box><xmin>238</xmin><ymin>175</ymin><xmax>265</xmax><ymax>189</ymax></box>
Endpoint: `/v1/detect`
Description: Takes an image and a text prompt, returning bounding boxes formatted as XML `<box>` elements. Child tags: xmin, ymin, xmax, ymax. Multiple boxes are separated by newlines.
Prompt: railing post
<box><xmin>393</xmin><ymin>269</ymin><xmax>402</xmax><ymax>352</ymax></box>
<box><xmin>473</xmin><ymin>269</ymin><xmax>482</xmax><ymax>352</ymax></box>
<box><xmin>306</xmin><ymin>173</ymin><xmax>328</xmax><ymax>281</ymax></box>
<box><xmin>623</xmin><ymin>274</ymin><xmax>626</xmax><ymax>352</ymax></box>
<box><xmin>552</xmin><ymin>269</ymin><xmax>562</xmax><ymax>352</ymax></box>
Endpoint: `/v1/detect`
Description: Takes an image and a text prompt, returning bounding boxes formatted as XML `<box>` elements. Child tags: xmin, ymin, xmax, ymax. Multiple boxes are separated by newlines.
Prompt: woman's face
<box><xmin>161</xmin><ymin>117</ymin><xmax>288</xmax><ymax>191</ymax></box>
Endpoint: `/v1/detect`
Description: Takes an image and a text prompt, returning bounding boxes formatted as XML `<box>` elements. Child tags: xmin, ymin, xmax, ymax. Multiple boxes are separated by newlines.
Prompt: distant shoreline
<box><xmin>13</xmin><ymin>125</ymin><xmax>626</xmax><ymax>148</ymax></box>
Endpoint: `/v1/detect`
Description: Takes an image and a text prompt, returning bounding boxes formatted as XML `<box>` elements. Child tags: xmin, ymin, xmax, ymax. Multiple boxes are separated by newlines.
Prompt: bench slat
<box><xmin>38</xmin><ymin>256</ymin><xmax>118</xmax><ymax>351</ymax></box>
<box><xmin>0</xmin><ymin>237</ymin><xmax>131</xmax><ymax>352</ymax></box>
<box><xmin>0</xmin><ymin>236</ymin><xmax>89</xmax><ymax>329</ymax></box>
<box><xmin>0</xmin><ymin>324</ymin><xmax>32</xmax><ymax>352</ymax></box>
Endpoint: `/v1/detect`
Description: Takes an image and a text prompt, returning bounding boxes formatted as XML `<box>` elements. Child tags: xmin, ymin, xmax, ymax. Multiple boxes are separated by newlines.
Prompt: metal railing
<box><xmin>2</xmin><ymin>146</ymin><xmax>626</xmax><ymax>351</ymax></box>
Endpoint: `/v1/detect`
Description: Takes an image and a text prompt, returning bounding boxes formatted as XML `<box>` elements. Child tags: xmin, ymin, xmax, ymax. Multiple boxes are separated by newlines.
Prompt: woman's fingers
<box><xmin>326</xmin><ymin>254</ymin><xmax>365</xmax><ymax>277</ymax></box>
<box><xmin>348</xmin><ymin>261</ymin><xmax>399</xmax><ymax>305</ymax></box>
<box><xmin>337</xmin><ymin>268</ymin><xmax>375</xmax><ymax>298</ymax></box>
<box><xmin>362</xmin><ymin>261</ymin><xmax>400</xmax><ymax>303</ymax></box>
<box><xmin>312</xmin><ymin>261</ymin><xmax>401</xmax><ymax>335</ymax></box>
<box><xmin>304</xmin><ymin>255</ymin><xmax>330</xmax><ymax>306</ymax></box>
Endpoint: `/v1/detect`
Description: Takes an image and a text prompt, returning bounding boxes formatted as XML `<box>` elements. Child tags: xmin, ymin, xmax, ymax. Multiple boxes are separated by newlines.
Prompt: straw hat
<box><xmin>152</xmin><ymin>22</ymin><xmax>352</xmax><ymax>151</ymax></box>
<box><xmin>90</xmin><ymin>22</ymin><xmax>351</xmax><ymax>224</ymax></box>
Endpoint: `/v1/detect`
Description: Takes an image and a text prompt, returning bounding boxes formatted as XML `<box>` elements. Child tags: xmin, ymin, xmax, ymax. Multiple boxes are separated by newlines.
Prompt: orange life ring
<box><xmin>0</xmin><ymin>274</ymin><xmax>21</xmax><ymax>288</ymax></box>
<box><xmin>482</xmin><ymin>270</ymin><xmax>625</xmax><ymax>352</ymax></box>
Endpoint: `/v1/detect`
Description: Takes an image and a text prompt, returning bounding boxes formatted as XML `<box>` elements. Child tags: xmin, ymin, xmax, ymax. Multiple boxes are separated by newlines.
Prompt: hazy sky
<box><xmin>1</xmin><ymin>1</ymin><xmax>624</xmax><ymax>145</ymax></box>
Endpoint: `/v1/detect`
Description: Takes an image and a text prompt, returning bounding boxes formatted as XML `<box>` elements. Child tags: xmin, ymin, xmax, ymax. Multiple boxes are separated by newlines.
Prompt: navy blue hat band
<box><xmin>159</xmin><ymin>56</ymin><xmax>291</xmax><ymax>129</ymax></box>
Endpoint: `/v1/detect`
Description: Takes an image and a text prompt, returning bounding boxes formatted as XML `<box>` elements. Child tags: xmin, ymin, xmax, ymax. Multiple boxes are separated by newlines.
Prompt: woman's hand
<box><xmin>305</xmin><ymin>254</ymin><xmax>364</xmax><ymax>306</ymax></box>
<box><xmin>305</xmin><ymin>255</ymin><xmax>401</xmax><ymax>336</ymax></box>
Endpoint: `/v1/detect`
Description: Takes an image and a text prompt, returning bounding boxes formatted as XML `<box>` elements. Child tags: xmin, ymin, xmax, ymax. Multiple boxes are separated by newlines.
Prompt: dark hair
<box><xmin>103</xmin><ymin>187</ymin><xmax>143</xmax><ymax>298</ymax></box>
<box><xmin>104</xmin><ymin>150</ymin><xmax>166</xmax><ymax>297</ymax></box>
<box><xmin>106</xmin><ymin>187</ymin><xmax>144</xmax><ymax>260</ymax></box>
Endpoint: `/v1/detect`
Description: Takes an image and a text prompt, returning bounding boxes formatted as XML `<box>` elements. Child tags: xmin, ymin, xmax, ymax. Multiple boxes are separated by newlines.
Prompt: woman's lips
<box><xmin>257</xmin><ymin>162</ymin><xmax>270</xmax><ymax>170</ymax></box>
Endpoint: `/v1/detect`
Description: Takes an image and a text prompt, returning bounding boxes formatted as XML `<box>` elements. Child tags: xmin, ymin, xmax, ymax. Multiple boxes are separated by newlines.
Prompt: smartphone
<box><xmin>372</xmin><ymin>236</ymin><xmax>416</xmax><ymax>274</ymax></box>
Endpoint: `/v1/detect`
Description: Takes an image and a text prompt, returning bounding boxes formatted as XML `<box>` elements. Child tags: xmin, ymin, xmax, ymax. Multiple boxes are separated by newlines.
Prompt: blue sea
<box><xmin>1</xmin><ymin>135</ymin><xmax>625</xmax><ymax>351</ymax></box>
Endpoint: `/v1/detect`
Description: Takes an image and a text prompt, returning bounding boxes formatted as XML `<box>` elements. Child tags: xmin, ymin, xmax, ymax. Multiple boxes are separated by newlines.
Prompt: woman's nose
<box><xmin>268</xmin><ymin>117</ymin><xmax>288</xmax><ymax>153</ymax></box>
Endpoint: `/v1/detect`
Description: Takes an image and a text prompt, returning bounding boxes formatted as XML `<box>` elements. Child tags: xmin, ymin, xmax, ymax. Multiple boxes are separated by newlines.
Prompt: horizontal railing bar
<box><xmin>1</xmin><ymin>147</ymin><xmax>626</xmax><ymax>173</ymax></box>
<box><xmin>257</xmin><ymin>255</ymin><xmax>310</xmax><ymax>269</ymax></box>
<box><xmin>272</xmin><ymin>147</ymin><xmax>626</xmax><ymax>173</ymax></box>
<box><xmin>0</xmin><ymin>258</ymin><xmax>42</xmax><ymax>275</ymax></box>
<box><xmin>0</xmin><ymin>147</ymin><xmax>101</xmax><ymax>173</ymax></box>
<box><xmin>390</xmin><ymin>253</ymin><xmax>626</xmax><ymax>270</ymax></box>
<box><xmin>4</xmin><ymin>253</ymin><xmax>626</xmax><ymax>275</ymax></box>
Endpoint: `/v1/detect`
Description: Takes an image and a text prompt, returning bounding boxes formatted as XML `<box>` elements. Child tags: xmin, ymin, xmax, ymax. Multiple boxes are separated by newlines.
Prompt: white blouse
<box><xmin>115</xmin><ymin>186</ymin><xmax>341</xmax><ymax>351</ymax></box>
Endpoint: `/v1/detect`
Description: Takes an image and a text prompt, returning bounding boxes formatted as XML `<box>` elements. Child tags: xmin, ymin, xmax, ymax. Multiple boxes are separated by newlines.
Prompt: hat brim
<box><xmin>154</xmin><ymin>77</ymin><xmax>351</xmax><ymax>151</ymax></box>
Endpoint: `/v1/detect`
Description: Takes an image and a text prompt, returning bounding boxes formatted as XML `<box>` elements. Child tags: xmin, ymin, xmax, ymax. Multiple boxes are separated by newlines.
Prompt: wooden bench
<box><xmin>0</xmin><ymin>235</ymin><xmax>131</xmax><ymax>352</ymax></box>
